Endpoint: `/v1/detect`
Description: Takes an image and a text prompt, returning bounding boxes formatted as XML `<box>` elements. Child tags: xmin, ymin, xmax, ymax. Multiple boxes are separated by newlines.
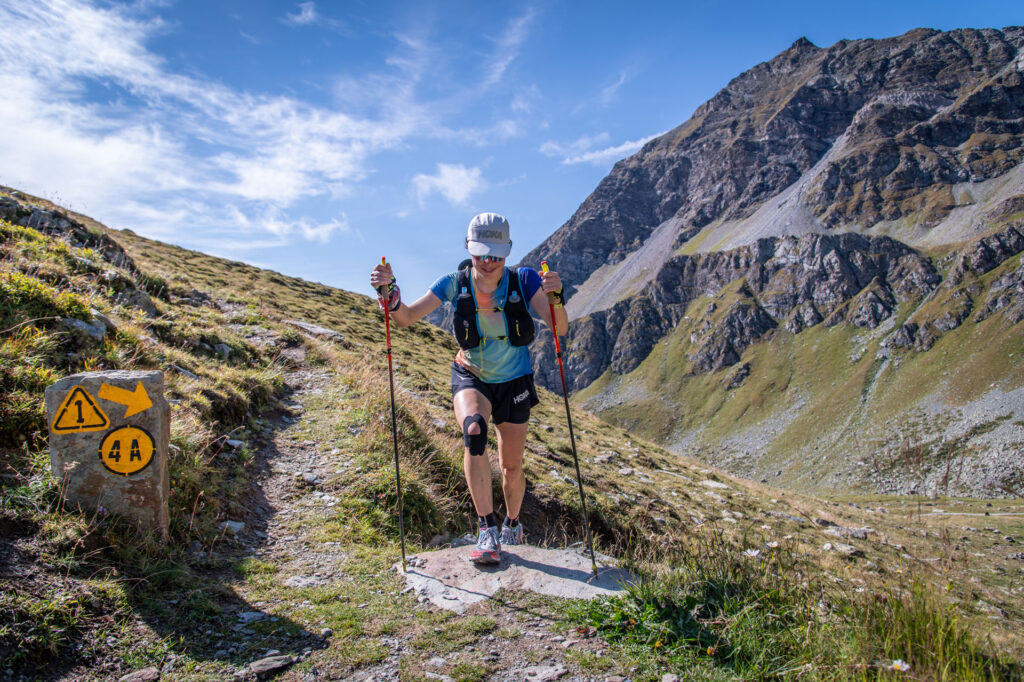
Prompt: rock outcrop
<box><xmin>0</xmin><ymin>190</ymin><xmax>136</xmax><ymax>272</ymax></box>
<box><xmin>0</xmin><ymin>189</ymin><xmax>167</xmax><ymax>316</ymax></box>
<box><xmin>533</xmin><ymin>233</ymin><xmax>941</xmax><ymax>391</ymax></box>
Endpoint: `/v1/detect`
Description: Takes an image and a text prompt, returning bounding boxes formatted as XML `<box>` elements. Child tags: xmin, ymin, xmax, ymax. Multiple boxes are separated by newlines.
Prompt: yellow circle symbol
<box><xmin>97</xmin><ymin>426</ymin><xmax>156</xmax><ymax>476</ymax></box>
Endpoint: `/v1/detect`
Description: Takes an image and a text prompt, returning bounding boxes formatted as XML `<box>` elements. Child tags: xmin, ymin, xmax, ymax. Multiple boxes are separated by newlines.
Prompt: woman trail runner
<box><xmin>370</xmin><ymin>212</ymin><xmax>567</xmax><ymax>564</ymax></box>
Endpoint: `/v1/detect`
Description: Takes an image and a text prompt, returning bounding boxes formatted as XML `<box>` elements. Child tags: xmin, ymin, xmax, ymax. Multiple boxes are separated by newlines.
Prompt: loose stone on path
<box><xmin>284</xmin><ymin>575</ymin><xmax>323</xmax><ymax>588</ymax></box>
<box><xmin>248</xmin><ymin>654</ymin><xmax>294</xmax><ymax>675</ymax></box>
<box><xmin>118</xmin><ymin>669</ymin><xmax>160</xmax><ymax>682</ymax></box>
<box><xmin>522</xmin><ymin>664</ymin><xmax>568</xmax><ymax>681</ymax></box>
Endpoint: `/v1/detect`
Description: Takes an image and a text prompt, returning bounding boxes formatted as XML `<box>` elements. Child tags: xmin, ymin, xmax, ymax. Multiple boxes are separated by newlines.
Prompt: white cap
<box><xmin>466</xmin><ymin>212</ymin><xmax>512</xmax><ymax>258</ymax></box>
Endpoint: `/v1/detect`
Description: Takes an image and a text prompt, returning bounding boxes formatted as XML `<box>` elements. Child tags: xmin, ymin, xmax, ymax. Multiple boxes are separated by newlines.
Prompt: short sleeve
<box><xmin>517</xmin><ymin>267</ymin><xmax>542</xmax><ymax>301</ymax></box>
<box><xmin>429</xmin><ymin>273</ymin><xmax>458</xmax><ymax>304</ymax></box>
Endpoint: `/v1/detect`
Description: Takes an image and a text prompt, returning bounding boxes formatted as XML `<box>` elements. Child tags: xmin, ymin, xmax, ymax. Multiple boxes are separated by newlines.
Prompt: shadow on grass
<box><xmin>123</xmin><ymin>458</ymin><xmax>324</xmax><ymax>676</ymax></box>
<box><xmin>0</xmin><ymin>422</ymin><xmax>325</xmax><ymax>680</ymax></box>
<box><xmin>120</xmin><ymin>427</ymin><xmax>327</xmax><ymax>677</ymax></box>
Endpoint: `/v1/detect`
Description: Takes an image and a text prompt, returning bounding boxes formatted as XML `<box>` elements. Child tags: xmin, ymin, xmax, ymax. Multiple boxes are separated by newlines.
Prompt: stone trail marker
<box><xmin>45</xmin><ymin>370</ymin><xmax>169</xmax><ymax>540</ymax></box>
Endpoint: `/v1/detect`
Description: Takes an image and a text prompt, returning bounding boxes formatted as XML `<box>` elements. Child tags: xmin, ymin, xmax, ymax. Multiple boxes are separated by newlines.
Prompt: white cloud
<box><xmin>284</xmin><ymin>3</ymin><xmax>349</xmax><ymax>34</ymax></box>
<box><xmin>413</xmin><ymin>164</ymin><xmax>486</xmax><ymax>206</ymax></box>
<box><xmin>483</xmin><ymin>9</ymin><xmax>535</xmax><ymax>87</ymax></box>
<box><xmin>600</xmin><ymin>70</ymin><xmax>629</xmax><ymax>105</ymax></box>
<box><xmin>0</xmin><ymin>0</ymin><xmax>402</xmax><ymax>248</ymax></box>
<box><xmin>443</xmin><ymin>118</ymin><xmax>522</xmax><ymax>147</ymax></box>
<box><xmin>569</xmin><ymin>65</ymin><xmax>638</xmax><ymax>115</ymax></box>
<box><xmin>0</xmin><ymin>73</ymin><xmax>194</xmax><ymax>207</ymax></box>
<box><xmin>540</xmin><ymin>132</ymin><xmax>663</xmax><ymax>166</ymax></box>
<box><xmin>285</xmin><ymin>2</ymin><xmax>318</xmax><ymax>26</ymax></box>
<box><xmin>261</xmin><ymin>209</ymin><xmax>349</xmax><ymax>243</ymax></box>
<box><xmin>0</xmin><ymin>0</ymin><xmax>537</xmax><ymax>256</ymax></box>
<box><xmin>510</xmin><ymin>84</ymin><xmax>540</xmax><ymax>114</ymax></box>
<box><xmin>539</xmin><ymin>133</ymin><xmax>610</xmax><ymax>159</ymax></box>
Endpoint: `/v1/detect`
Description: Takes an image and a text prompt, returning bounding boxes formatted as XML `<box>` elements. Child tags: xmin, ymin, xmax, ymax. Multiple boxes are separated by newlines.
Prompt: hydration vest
<box><xmin>453</xmin><ymin>267</ymin><xmax>535</xmax><ymax>350</ymax></box>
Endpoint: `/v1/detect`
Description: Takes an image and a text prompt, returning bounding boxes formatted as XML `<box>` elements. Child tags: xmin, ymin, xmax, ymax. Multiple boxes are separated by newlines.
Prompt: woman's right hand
<box><xmin>370</xmin><ymin>261</ymin><xmax>394</xmax><ymax>293</ymax></box>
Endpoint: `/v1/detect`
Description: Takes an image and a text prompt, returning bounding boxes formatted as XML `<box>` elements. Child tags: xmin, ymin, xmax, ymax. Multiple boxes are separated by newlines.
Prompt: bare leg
<box><xmin>496</xmin><ymin>421</ymin><xmax>528</xmax><ymax>521</ymax></box>
<box><xmin>454</xmin><ymin>388</ymin><xmax>493</xmax><ymax>517</ymax></box>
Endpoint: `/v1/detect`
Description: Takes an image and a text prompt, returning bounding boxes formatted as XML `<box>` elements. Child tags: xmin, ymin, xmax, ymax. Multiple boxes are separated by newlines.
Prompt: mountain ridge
<box><xmin>517</xmin><ymin>25</ymin><xmax>1024</xmax><ymax>498</ymax></box>
<box><xmin>521</xmin><ymin>26</ymin><xmax>1024</xmax><ymax>309</ymax></box>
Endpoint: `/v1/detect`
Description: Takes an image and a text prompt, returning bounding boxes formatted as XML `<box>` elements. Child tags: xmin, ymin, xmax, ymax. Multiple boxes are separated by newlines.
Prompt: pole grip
<box><xmin>376</xmin><ymin>257</ymin><xmax>388</xmax><ymax>297</ymax></box>
<box><xmin>541</xmin><ymin>261</ymin><xmax>561</xmax><ymax>346</ymax></box>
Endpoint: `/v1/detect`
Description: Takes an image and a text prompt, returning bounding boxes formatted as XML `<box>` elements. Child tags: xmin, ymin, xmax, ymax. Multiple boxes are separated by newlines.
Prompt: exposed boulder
<box><xmin>59</xmin><ymin>316</ymin><xmax>107</xmax><ymax>342</ymax></box>
<box><xmin>116</xmin><ymin>288</ymin><xmax>158</xmax><ymax>318</ymax></box>
<box><xmin>947</xmin><ymin>225</ymin><xmax>1024</xmax><ymax>285</ymax></box>
<box><xmin>976</xmin><ymin>259</ymin><xmax>1024</xmax><ymax>323</ymax></box>
<box><xmin>726</xmin><ymin>362</ymin><xmax>751</xmax><ymax>390</ymax></box>
<box><xmin>688</xmin><ymin>288</ymin><xmax>777</xmax><ymax>373</ymax></box>
<box><xmin>285</xmin><ymin>319</ymin><xmax>346</xmax><ymax>343</ymax></box>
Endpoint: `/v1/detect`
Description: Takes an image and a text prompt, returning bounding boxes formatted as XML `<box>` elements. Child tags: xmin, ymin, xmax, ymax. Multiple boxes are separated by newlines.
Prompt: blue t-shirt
<box><xmin>430</xmin><ymin>267</ymin><xmax>542</xmax><ymax>383</ymax></box>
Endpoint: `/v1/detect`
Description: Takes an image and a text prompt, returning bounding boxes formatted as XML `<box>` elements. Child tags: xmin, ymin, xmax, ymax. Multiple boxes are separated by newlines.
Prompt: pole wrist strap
<box><xmin>379</xmin><ymin>279</ymin><xmax>401</xmax><ymax>312</ymax></box>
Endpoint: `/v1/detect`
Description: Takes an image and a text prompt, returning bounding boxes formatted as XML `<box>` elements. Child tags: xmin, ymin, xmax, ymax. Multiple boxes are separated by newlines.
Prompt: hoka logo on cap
<box><xmin>466</xmin><ymin>212</ymin><xmax>512</xmax><ymax>259</ymax></box>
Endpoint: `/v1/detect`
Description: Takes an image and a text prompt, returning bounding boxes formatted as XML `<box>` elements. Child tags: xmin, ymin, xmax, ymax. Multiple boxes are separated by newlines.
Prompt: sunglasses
<box><xmin>475</xmin><ymin>255</ymin><xmax>505</xmax><ymax>264</ymax></box>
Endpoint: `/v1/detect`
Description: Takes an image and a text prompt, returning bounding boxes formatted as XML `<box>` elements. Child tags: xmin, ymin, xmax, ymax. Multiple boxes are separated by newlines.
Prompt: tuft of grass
<box><xmin>565</xmin><ymin>534</ymin><xmax>1019</xmax><ymax>681</ymax></box>
<box><xmin>851</xmin><ymin>579</ymin><xmax>1016</xmax><ymax>681</ymax></box>
<box><xmin>0</xmin><ymin>327</ymin><xmax>60</xmax><ymax>449</ymax></box>
<box><xmin>410</xmin><ymin>615</ymin><xmax>497</xmax><ymax>653</ymax></box>
<box><xmin>450</xmin><ymin>659</ymin><xmax>492</xmax><ymax>682</ymax></box>
<box><xmin>0</xmin><ymin>269</ymin><xmax>90</xmax><ymax>330</ymax></box>
<box><xmin>0</xmin><ymin>589</ymin><xmax>87</xmax><ymax>666</ymax></box>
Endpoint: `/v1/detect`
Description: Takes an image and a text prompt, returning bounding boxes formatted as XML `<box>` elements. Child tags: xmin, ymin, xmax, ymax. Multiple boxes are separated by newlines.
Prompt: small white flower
<box><xmin>891</xmin><ymin>659</ymin><xmax>910</xmax><ymax>672</ymax></box>
<box><xmin>765</xmin><ymin>541</ymin><xmax>779</xmax><ymax>549</ymax></box>
<box><xmin>743</xmin><ymin>549</ymin><xmax>761</xmax><ymax>558</ymax></box>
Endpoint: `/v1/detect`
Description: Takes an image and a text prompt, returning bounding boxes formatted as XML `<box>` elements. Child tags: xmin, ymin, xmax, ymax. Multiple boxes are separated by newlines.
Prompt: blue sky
<box><xmin>0</xmin><ymin>1</ymin><xmax>1020</xmax><ymax>299</ymax></box>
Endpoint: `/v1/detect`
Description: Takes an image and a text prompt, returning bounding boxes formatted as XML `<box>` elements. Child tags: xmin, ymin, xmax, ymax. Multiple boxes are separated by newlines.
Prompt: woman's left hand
<box><xmin>540</xmin><ymin>269</ymin><xmax>562</xmax><ymax>295</ymax></box>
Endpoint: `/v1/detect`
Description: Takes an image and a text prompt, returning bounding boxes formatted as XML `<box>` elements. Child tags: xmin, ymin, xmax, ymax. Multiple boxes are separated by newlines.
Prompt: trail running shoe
<box><xmin>470</xmin><ymin>525</ymin><xmax>501</xmax><ymax>564</ymax></box>
<box><xmin>499</xmin><ymin>521</ymin><xmax>524</xmax><ymax>546</ymax></box>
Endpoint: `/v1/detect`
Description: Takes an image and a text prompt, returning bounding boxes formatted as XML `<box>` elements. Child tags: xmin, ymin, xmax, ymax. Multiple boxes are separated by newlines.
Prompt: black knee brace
<box><xmin>463</xmin><ymin>414</ymin><xmax>487</xmax><ymax>456</ymax></box>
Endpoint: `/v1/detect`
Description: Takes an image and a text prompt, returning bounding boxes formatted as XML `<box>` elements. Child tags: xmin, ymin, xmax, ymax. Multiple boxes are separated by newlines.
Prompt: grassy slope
<box><xmin>0</xmin><ymin>189</ymin><xmax>1022</xmax><ymax>679</ymax></box>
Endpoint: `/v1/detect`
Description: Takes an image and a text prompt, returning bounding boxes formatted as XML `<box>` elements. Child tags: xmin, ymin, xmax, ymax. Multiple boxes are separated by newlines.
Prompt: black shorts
<box><xmin>451</xmin><ymin>362</ymin><xmax>540</xmax><ymax>425</ymax></box>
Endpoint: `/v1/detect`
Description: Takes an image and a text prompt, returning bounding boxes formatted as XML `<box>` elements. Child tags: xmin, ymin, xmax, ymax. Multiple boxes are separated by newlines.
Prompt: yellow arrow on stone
<box><xmin>98</xmin><ymin>381</ymin><xmax>153</xmax><ymax>418</ymax></box>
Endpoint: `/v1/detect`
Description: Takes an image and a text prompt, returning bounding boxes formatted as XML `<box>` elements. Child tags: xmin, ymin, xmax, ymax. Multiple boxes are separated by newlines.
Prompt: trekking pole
<box><xmin>541</xmin><ymin>261</ymin><xmax>598</xmax><ymax>579</ymax></box>
<box><xmin>377</xmin><ymin>257</ymin><xmax>407</xmax><ymax>572</ymax></box>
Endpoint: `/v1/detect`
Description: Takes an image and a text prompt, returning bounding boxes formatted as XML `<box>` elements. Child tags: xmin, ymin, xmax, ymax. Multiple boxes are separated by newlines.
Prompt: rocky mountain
<box><xmin>518</xmin><ymin>27</ymin><xmax>1024</xmax><ymax>497</ymax></box>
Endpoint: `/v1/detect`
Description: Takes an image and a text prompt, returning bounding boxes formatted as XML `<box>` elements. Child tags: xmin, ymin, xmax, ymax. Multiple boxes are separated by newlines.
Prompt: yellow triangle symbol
<box><xmin>52</xmin><ymin>386</ymin><xmax>110</xmax><ymax>433</ymax></box>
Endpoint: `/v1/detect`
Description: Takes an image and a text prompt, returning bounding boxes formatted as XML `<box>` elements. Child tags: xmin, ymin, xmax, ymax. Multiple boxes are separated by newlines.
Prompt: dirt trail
<box><xmin>222</xmin><ymin>368</ymin><xmax>624</xmax><ymax>681</ymax></box>
<box><xmin>246</xmin><ymin>370</ymin><xmax>349</xmax><ymax>589</ymax></box>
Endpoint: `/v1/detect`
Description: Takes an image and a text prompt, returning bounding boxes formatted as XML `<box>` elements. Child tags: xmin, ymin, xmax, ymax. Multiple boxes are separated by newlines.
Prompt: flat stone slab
<box><xmin>397</xmin><ymin>545</ymin><xmax>632</xmax><ymax>613</ymax></box>
<box><xmin>285</xmin><ymin>319</ymin><xmax>345</xmax><ymax>340</ymax></box>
